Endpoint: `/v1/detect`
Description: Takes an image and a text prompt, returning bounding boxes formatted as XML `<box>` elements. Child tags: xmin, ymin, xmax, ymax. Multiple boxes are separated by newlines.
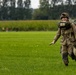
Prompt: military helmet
<box><xmin>60</xmin><ymin>12</ymin><xmax>69</xmax><ymax>19</ymax></box>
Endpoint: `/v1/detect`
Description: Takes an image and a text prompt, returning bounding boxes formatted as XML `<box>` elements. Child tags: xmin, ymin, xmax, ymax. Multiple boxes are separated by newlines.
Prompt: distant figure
<box><xmin>6</xmin><ymin>28</ymin><xmax>8</xmax><ymax>32</ymax></box>
<box><xmin>50</xmin><ymin>12</ymin><xmax>76</xmax><ymax>66</ymax></box>
<box><xmin>2</xmin><ymin>27</ymin><xmax>5</xmax><ymax>31</ymax></box>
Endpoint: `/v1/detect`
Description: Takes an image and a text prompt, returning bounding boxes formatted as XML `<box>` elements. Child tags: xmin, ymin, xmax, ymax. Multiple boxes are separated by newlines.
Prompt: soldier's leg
<box><xmin>68</xmin><ymin>44</ymin><xmax>75</xmax><ymax>60</ymax></box>
<box><xmin>61</xmin><ymin>45</ymin><xmax>68</xmax><ymax>66</ymax></box>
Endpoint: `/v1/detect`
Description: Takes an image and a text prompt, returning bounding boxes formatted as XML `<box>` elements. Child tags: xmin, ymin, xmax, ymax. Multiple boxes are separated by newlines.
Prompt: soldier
<box><xmin>50</xmin><ymin>12</ymin><xmax>76</xmax><ymax>66</ymax></box>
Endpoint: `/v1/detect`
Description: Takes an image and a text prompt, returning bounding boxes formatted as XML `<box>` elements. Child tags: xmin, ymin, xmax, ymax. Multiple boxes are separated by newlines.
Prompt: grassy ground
<box><xmin>0</xmin><ymin>31</ymin><xmax>76</xmax><ymax>75</ymax></box>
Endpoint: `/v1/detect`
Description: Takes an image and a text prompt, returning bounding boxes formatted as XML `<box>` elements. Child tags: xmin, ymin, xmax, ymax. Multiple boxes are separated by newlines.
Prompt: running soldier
<box><xmin>50</xmin><ymin>12</ymin><xmax>76</xmax><ymax>66</ymax></box>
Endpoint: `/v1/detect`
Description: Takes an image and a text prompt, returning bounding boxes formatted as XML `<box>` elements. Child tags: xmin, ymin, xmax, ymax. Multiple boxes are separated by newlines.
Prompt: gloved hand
<box><xmin>49</xmin><ymin>41</ymin><xmax>55</xmax><ymax>45</ymax></box>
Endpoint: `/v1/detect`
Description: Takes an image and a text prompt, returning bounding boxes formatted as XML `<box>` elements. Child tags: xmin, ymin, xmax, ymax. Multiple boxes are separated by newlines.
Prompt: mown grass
<box><xmin>0</xmin><ymin>32</ymin><xmax>76</xmax><ymax>75</ymax></box>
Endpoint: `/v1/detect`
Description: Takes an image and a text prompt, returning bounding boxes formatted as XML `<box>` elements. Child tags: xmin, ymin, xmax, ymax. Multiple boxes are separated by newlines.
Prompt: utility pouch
<box><xmin>58</xmin><ymin>21</ymin><xmax>71</xmax><ymax>30</ymax></box>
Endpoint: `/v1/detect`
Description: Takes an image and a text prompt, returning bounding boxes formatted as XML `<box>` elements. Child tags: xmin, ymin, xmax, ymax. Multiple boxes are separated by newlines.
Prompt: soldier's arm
<box><xmin>50</xmin><ymin>28</ymin><xmax>61</xmax><ymax>45</ymax></box>
<box><xmin>71</xmin><ymin>23</ymin><xmax>76</xmax><ymax>39</ymax></box>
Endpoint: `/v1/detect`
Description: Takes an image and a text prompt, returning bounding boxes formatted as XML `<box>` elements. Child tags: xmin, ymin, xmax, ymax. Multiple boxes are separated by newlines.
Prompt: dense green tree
<box><xmin>33</xmin><ymin>0</ymin><xmax>76</xmax><ymax>20</ymax></box>
<box><xmin>23</xmin><ymin>0</ymin><xmax>32</xmax><ymax>19</ymax></box>
<box><xmin>17</xmin><ymin>0</ymin><xmax>23</xmax><ymax>8</ymax></box>
<box><xmin>0</xmin><ymin>0</ymin><xmax>32</xmax><ymax>20</ymax></box>
<box><xmin>1</xmin><ymin>0</ymin><xmax>9</xmax><ymax>20</ymax></box>
<box><xmin>0</xmin><ymin>0</ymin><xmax>76</xmax><ymax>20</ymax></box>
<box><xmin>34</xmin><ymin>0</ymin><xmax>49</xmax><ymax>20</ymax></box>
<box><xmin>24</xmin><ymin>0</ymin><xmax>31</xmax><ymax>9</ymax></box>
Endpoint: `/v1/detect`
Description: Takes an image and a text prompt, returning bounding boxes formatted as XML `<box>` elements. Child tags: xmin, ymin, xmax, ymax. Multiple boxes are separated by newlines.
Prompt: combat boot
<box><xmin>74</xmin><ymin>56</ymin><xmax>76</xmax><ymax>61</ymax></box>
<box><xmin>64</xmin><ymin>60</ymin><xmax>69</xmax><ymax>66</ymax></box>
<box><xmin>65</xmin><ymin>64</ymin><xmax>68</xmax><ymax>66</ymax></box>
<box><xmin>71</xmin><ymin>53</ymin><xmax>76</xmax><ymax>61</ymax></box>
<box><xmin>62</xmin><ymin>53</ymin><xmax>69</xmax><ymax>66</ymax></box>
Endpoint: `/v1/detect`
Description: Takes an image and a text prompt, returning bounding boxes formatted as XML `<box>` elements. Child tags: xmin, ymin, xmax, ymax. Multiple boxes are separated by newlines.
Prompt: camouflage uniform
<box><xmin>52</xmin><ymin>13</ymin><xmax>76</xmax><ymax>66</ymax></box>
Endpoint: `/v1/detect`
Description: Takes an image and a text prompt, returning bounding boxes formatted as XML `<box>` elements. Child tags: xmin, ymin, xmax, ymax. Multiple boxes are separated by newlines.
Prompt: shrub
<box><xmin>0</xmin><ymin>20</ymin><xmax>59</xmax><ymax>31</ymax></box>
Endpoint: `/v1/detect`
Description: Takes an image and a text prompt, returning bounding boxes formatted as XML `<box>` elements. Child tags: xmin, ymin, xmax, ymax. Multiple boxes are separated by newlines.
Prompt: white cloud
<box><xmin>31</xmin><ymin>0</ymin><xmax>39</xmax><ymax>8</ymax></box>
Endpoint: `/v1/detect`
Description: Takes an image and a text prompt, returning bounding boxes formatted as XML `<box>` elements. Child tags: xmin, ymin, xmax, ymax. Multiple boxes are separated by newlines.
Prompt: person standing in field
<box><xmin>50</xmin><ymin>12</ymin><xmax>76</xmax><ymax>66</ymax></box>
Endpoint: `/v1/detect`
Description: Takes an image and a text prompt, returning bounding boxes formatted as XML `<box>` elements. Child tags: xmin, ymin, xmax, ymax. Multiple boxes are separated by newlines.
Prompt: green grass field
<box><xmin>0</xmin><ymin>31</ymin><xmax>76</xmax><ymax>75</ymax></box>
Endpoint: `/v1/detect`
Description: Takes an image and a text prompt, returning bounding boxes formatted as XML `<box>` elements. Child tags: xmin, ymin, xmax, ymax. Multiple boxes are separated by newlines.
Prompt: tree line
<box><xmin>33</xmin><ymin>0</ymin><xmax>76</xmax><ymax>20</ymax></box>
<box><xmin>0</xmin><ymin>0</ymin><xmax>76</xmax><ymax>20</ymax></box>
<box><xmin>0</xmin><ymin>0</ymin><xmax>32</xmax><ymax>20</ymax></box>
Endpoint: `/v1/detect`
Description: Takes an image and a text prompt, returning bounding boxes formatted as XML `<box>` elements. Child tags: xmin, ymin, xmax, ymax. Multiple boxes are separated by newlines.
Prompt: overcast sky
<box><xmin>30</xmin><ymin>0</ymin><xmax>65</xmax><ymax>9</ymax></box>
<box><xmin>31</xmin><ymin>0</ymin><xmax>39</xmax><ymax>8</ymax></box>
<box><xmin>30</xmin><ymin>0</ymin><xmax>65</xmax><ymax>8</ymax></box>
